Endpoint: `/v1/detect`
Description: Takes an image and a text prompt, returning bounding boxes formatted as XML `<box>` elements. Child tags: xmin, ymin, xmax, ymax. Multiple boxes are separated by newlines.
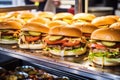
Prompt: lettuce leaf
<box><xmin>89</xmin><ymin>51</ymin><xmax>120</xmax><ymax>59</ymax></box>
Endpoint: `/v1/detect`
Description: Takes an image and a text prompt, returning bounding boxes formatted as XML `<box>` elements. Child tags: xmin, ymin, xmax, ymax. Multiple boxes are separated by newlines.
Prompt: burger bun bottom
<box><xmin>49</xmin><ymin>47</ymin><xmax>86</xmax><ymax>56</ymax></box>
<box><xmin>92</xmin><ymin>57</ymin><xmax>120</xmax><ymax>66</ymax></box>
<box><xmin>19</xmin><ymin>44</ymin><xmax>46</xmax><ymax>49</ymax></box>
<box><xmin>0</xmin><ymin>39</ymin><xmax>17</xmax><ymax>44</ymax></box>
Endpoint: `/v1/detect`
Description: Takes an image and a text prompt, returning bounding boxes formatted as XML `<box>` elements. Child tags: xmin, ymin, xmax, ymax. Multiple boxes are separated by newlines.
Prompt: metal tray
<box><xmin>0</xmin><ymin>44</ymin><xmax>120</xmax><ymax>79</ymax></box>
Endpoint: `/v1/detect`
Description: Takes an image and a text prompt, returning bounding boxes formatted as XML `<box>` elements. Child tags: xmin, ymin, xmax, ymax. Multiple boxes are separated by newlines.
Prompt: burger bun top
<box><xmin>109</xmin><ymin>22</ymin><xmax>120</xmax><ymax>29</ymax></box>
<box><xmin>73</xmin><ymin>13</ymin><xmax>96</xmax><ymax>22</ymax></box>
<box><xmin>53</xmin><ymin>12</ymin><xmax>73</xmax><ymax>20</ymax></box>
<box><xmin>0</xmin><ymin>21</ymin><xmax>22</xmax><ymax>29</ymax></box>
<box><xmin>72</xmin><ymin>22</ymin><xmax>98</xmax><ymax>33</ymax></box>
<box><xmin>22</xmin><ymin>22</ymin><xmax>49</xmax><ymax>33</ymax></box>
<box><xmin>49</xmin><ymin>26</ymin><xmax>82</xmax><ymax>37</ymax></box>
<box><xmin>92</xmin><ymin>16</ymin><xmax>116</xmax><ymax>27</ymax></box>
<box><xmin>47</xmin><ymin>20</ymin><xmax>68</xmax><ymax>28</ymax></box>
<box><xmin>91</xmin><ymin>28</ymin><xmax>120</xmax><ymax>42</ymax></box>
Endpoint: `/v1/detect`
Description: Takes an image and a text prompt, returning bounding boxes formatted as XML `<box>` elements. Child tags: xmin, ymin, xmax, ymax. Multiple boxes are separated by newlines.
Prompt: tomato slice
<box><xmin>63</xmin><ymin>40</ymin><xmax>80</xmax><ymax>47</ymax></box>
<box><xmin>95</xmin><ymin>44</ymin><xmax>106</xmax><ymax>49</ymax></box>
<box><xmin>88</xmin><ymin>43</ymin><xmax>107</xmax><ymax>49</ymax></box>
<box><xmin>25</xmin><ymin>36</ymin><xmax>40</xmax><ymax>42</ymax></box>
<box><xmin>44</xmin><ymin>38</ymin><xmax>67</xmax><ymax>45</ymax></box>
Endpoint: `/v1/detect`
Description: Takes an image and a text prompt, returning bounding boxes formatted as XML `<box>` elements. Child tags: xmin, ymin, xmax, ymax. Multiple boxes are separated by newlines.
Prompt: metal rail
<box><xmin>0</xmin><ymin>5</ymin><xmax>38</xmax><ymax>12</ymax></box>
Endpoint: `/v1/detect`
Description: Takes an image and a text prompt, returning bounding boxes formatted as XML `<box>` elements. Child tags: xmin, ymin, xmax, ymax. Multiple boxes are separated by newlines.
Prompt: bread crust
<box><xmin>47</xmin><ymin>21</ymin><xmax>68</xmax><ymax>28</ymax></box>
<box><xmin>0</xmin><ymin>21</ymin><xmax>22</xmax><ymax>29</ymax></box>
<box><xmin>49</xmin><ymin>47</ymin><xmax>86</xmax><ymax>56</ymax></box>
<box><xmin>18</xmin><ymin>12</ymin><xmax>35</xmax><ymax>19</ymax></box>
<box><xmin>37</xmin><ymin>11</ymin><xmax>55</xmax><ymax>20</ymax></box>
<box><xmin>92</xmin><ymin>57</ymin><xmax>120</xmax><ymax>66</ymax></box>
<box><xmin>109</xmin><ymin>22</ymin><xmax>120</xmax><ymax>29</ymax></box>
<box><xmin>73</xmin><ymin>22</ymin><xmax>98</xmax><ymax>33</ymax></box>
<box><xmin>53</xmin><ymin>12</ymin><xmax>73</xmax><ymax>20</ymax></box>
<box><xmin>91</xmin><ymin>28</ymin><xmax>120</xmax><ymax>42</ymax></box>
<box><xmin>22</xmin><ymin>22</ymin><xmax>49</xmax><ymax>33</ymax></box>
<box><xmin>49</xmin><ymin>26</ymin><xmax>82</xmax><ymax>37</ymax></box>
<box><xmin>19</xmin><ymin>44</ymin><xmax>46</xmax><ymax>49</ymax></box>
<box><xmin>73</xmin><ymin>13</ymin><xmax>96</xmax><ymax>22</ymax></box>
<box><xmin>92</xmin><ymin>16</ymin><xmax>116</xmax><ymax>27</ymax></box>
<box><xmin>0</xmin><ymin>39</ymin><xmax>17</xmax><ymax>44</ymax></box>
<box><xmin>28</xmin><ymin>17</ymin><xmax>48</xmax><ymax>24</ymax></box>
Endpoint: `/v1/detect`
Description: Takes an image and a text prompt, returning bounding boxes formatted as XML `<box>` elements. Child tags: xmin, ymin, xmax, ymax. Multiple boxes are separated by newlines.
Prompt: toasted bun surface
<box><xmin>0</xmin><ymin>21</ymin><xmax>22</xmax><ymax>29</ymax></box>
<box><xmin>106</xmin><ymin>15</ymin><xmax>120</xmax><ymax>21</ymax></box>
<box><xmin>47</xmin><ymin>21</ymin><xmax>68</xmax><ymax>28</ymax></box>
<box><xmin>5</xmin><ymin>11</ymin><xmax>21</xmax><ymax>18</ymax></box>
<box><xmin>92</xmin><ymin>16</ymin><xmax>116</xmax><ymax>27</ymax></box>
<box><xmin>73</xmin><ymin>22</ymin><xmax>98</xmax><ymax>33</ymax></box>
<box><xmin>73</xmin><ymin>13</ymin><xmax>96</xmax><ymax>22</ymax></box>
<box><xmin>49</xmin><ymin>26</ymin><xmax>82</xmax><ymax>37</ymax></box>
<box><xmin>92</xmin><ymin>57</ymin><xmax>120</xmax><ymax>66</ymax></box>
<box><xmin>53</xmin><ymin>12</ymin><xmax>73</xmax><ymax>20</ymax></box>
<box><xmin>37</xmin><ymin>11</ymin><xmax>55</xmax><ymax>19</ymax></box>
<box><xmin>22</xmin><ymin>22</ymin><xmax>49</xmax><ymax>33</ymax></box>
<box><xmin>91</xmin><ymin>28</ymin><xmax>120</xmax><ymax>42</ymax></box>
<box><xmin>19</xmin><ymin>44</ymin><xmax>46</xmax><ymax>49</ymax></box>
<box><xmin>3</xmin><ymin>18</ymin><xmax>25</xmax><ymax>25</ymax></box>
<box><xmin>109</xmin><ymin>22</ymin><xmax>120</xmax><ymax>29</ymax></box>
<box><xmin>28</xmin><ymin>17</ymin><xmax>48</xmax><ymax>24</ymax></box>
<box><xmin>18</xmin><ymin>12</ymin><xmax>35</xmax><ymax>19</ymax></box>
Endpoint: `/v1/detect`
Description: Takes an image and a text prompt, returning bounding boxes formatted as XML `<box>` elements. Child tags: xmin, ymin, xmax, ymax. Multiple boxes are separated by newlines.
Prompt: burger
<box><xmin>109</xmin><ymin>22</ymin><xmax>120</xmax><ymax>29</ymax></box>
<box><xmin>47</xmin><ymin>20</ymin><xmax>68</xmax><ymax>28</ymax></box>
<box><xmin>106</xmin><ymin>15</ymin><xmax>120</xmax><ymax>21</ymax></box>
<box><xmin>44</xmin><ymin>26</ymin><xmax>87</xmax><ymax>56</ymax></box>
<box><xmin>17</xmin><ymin>12</ymin><xmax>35</xmax><ymax>23</ymax></box>
<box><xmin>4</xmin><ymin>11</ymin><xmax>21</xmax><ymax>19</ymax></box>
<box><xmin>18</xmin><ymin>22</ymin><xmax>49</xmax><ymax>49</ymax></box>
<box><xmin>28</xmin><ymin>17</ymin><xmax>50</xmax><ymax>25</ymax></box>
<box><xmin>72</xmin><ymin>22</ymin><xmax>98</xmax><ymax>40</ymax></box>
<box><xmin>0</xmin><ymin>12</ymin><xmax>8</xmax><ymax>21</ymax></box>
<box><xmin>73</xmin><ymin>13</ymin><xmax>96</xmax><ymax>23</ymax></box>
<box><xmin>0</xmin><ymin>21</ymin><xmax>21</xmax><ymax>44</ymax></box>
<box><xmin>91</xmin><ymin>16</ymin><xmax>117</xmax><ymax>28</ymax></box>
<box><xmin>3</xmin><ymin>18</ymin><xmax>25</xmax><ymax>25</ymax></box>
<box><xmin>37</xmin><ymin>11</ymin><xmax>55</xmax><ymax>21</ymax></box>
<box><xmin>52</xmin><ymin>12</ymin><xmax>73</xmax><ymax>24</ymax></box>
<box><xmin>89</xmin><ymin>28</ymin><xmax>120</xmax><ymax>66</ymax></box>
<box><xmin>0</xmin><ymin>12</ymin><xmax>21</xmax><ymax>22</ymax></box>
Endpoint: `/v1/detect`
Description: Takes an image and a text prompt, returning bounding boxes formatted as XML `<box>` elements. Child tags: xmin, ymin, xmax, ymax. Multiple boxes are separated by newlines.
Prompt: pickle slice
<box><xmin>29</xmin><ymin>31</ymin><xmax>41</xmax><ymax>36</ymax></box>
<box><xmin>102</xmin><ymin>41</ymin><xmax>116</xmax><ymax>47</ymax></box>
<box><xmin>49</xmin><ymin>35</ymin><xmax>63</xmax><ymax>41</ymax></box>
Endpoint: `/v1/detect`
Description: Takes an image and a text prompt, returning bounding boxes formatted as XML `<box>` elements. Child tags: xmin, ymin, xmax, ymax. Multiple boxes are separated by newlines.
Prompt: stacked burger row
<box><xmin>0</xmin><ymin>11</ymin><xmax>120</xmax><ymax>67</ymax></box>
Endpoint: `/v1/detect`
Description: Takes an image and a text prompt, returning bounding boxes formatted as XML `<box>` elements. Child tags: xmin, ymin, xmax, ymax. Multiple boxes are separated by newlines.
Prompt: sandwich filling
<box><xmin>44</xmin><ymin>35</ymin><xmax>87</xmax><ymax>56</ymax></box>
<box><xmin>19</xmin><ymin>31</ymin><xmax>47</xmax><ymax>45</ymax></box>
<box><xmin>88</xmin><ymin>40</ymin><xmax>120</xmax><ymax>65</ymax></box>
<box><xmin>0</xmin><ymin>29</ymin><xmax>20</xmax><ymax>42</ymax></box>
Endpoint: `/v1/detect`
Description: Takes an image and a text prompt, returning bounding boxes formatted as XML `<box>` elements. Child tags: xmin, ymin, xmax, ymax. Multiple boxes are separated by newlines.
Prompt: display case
<box><xmin>0</xmin><ymin>5</ymin><xmax>120</xmax><ymax>80</ymax></box>
<box><xmin>0</xmin><ymin>44</ymin><xmax>120</xmax><ymax>80</ymax></box>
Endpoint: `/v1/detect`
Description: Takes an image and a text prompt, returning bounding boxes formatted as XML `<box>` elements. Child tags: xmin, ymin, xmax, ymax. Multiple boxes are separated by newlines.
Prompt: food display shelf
<box><xmin>0</xmin><ymin>44</ymin><xmax>120</xmax><ymax>80</ymax></box>
<box><xmin>0</xmin><ymin>5</ymin><xmax>38</xmax><ymax>12</ymax></box>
